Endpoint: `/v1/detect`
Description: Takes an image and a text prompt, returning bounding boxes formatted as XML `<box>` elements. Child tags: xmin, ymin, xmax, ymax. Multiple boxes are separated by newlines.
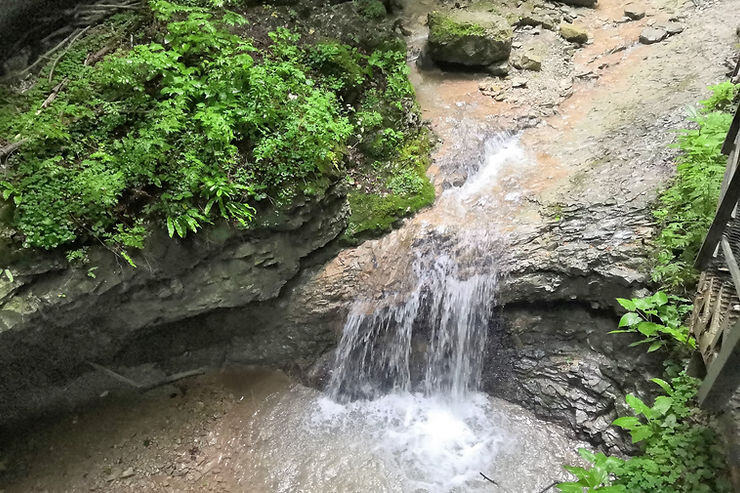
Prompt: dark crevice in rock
<box><xmin>484</xmin><ymin>299</ymin><xmax>663</xmax><ymax>454</ymax></box>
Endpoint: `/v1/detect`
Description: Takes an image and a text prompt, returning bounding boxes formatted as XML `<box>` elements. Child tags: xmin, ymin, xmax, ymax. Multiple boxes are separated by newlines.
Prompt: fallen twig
<box><xmin>36</xmin><ymin>78</ymin><xmax>69</xmax><ymax>115</ymax></box>
<box><xmin>88</xmin><ymin>361</ymin><xmax>143</xmax><ymax>388</ymax></box>
<box><xmin>48</xmin><ymin>25</ymin><xmax>91</xmax><ymax>83</ymax></box>
<box><xmin>85</xmin><ymin>44</ymin><xmax>114</xmax><ymax>66</ymax></box>
<box><xmin>21</xmin><ymin>29</ymin><xmax>79</xmax><ymax>75</ymax></box>
<box><xmin>480</xmin><ymin>472</ymin><xmax>499</xmax><ymax>486</ymax></box>
<box><xmin>139</xmin><ymin>368</ymin><xmax>207</xmax><ymax>391</ymax></box>
<box><xmin>535</xmin><ymin>481</ymin><xmax>558</xmax><ymax>493</ymax></box>
<box><xmin>87</xmin><ymin>361</ymin><xmax>207</xmax><ymax>392</ymax></box>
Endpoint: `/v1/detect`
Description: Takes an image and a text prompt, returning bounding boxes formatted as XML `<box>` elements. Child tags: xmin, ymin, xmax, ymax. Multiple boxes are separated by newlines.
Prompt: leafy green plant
<box><xmin>700</xmin><ymin>81</ymin><xmax>738</xmax><ymax>113</ymax></box>
<box><xmin>610</xmin><ymin>292</ymin><xmax>694</xmax><ymax>352</ymax></box>
<box><xmin>0</xmin><ymin>0</ymin><xmax>430</xmax><ymax>261</ymax></box>
<box><xmin>652</xmin><ymin>109</ymin><xmax>733</xmax><ymax>290</ymax></box>
<box><xmin>558</xmin><ymin>373</ymin><xmax>732</xmax><ymax>493</ymax></box>
<box><xmin>557</xmin><ymin>449</ymin><xmax>625</xmax><ymax>493</ymax></box>
<box><xmin>354</xmin><ymin>0</ymin><xmax>387</xmax><ymax>20</ymax></box>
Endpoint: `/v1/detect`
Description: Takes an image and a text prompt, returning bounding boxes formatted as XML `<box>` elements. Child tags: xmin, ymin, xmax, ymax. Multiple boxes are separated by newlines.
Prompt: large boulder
<box><xmin>427</xmin><ymin>10</ymin><xmax>513</xmax><ymax>67</ymax></box>
<box><xmin>559</xmin><ymin>23</ymin><xmax>589</xmax><ymax>44</ymax></box>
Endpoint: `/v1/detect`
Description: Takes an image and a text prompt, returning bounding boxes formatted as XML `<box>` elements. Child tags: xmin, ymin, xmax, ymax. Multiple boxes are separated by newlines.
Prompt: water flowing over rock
<box><xmin>327</xmin><ymin>236</ymin><xmax>500</xmax><ymax>401</ymax></box>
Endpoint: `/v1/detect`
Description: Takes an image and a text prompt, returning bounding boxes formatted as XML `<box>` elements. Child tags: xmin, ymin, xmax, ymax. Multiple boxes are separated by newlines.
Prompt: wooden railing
<box><xmin>691</xmin><ymin>77</ymin><xmax>740</xmax><ymax>410</ymax></box>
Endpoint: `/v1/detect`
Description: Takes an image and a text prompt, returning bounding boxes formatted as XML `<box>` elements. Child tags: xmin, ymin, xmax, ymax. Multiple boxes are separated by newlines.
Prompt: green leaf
<box><xmin>626</xmin><ymin>394</ymin><xmax>652</xmax><ymax>419</ymax></box>
<box><xmin>3</xmin><ymin>269</ymin><xmax>14</xmax><ymax>283</ymax></box>
<box><xmin>174</xmin><ymin>219</ymin><xmax>186</xmax><ymax>238</ymax></box>
<box><xmin>613</xmin><ymin>416</ymin><xmax>641</xmax><ymax>430</ymax></box>
<box><xmin>652</xmin><ymin>291</ymin><xmax>669</xmax><ymax>306</ymax></box>
<box><xmin>619</xmin><ymin>312</ymin><xmax>642</xmax><ymax>327</ymax></box>
<box><xmin>167</xmin><ymin>216</ymin><xmax>175</xmax><ymax>238</ymax></box>
<box><xmin>636</xmin><ymin>321</ymin><xmax>662</xmax><ymax>336</ymax></box>
<box><xmin>629</xmin><ymin>339</ymin><xmax>653</xmax><ymax>347</ymax></box>
<box><xmin>647</xmin><ymin>341</ymin><xmax>663</xmax><ymax>352</ymax></box>
<box><xmin>120</xmin><ymin>250</ymin><xmax>137</xmax><ymax>268</ymax></box>
<box><xmin>629</xmin><ymin>425</ymin><xmax>653</xmax><ymax>443</ymax></box>
<box><xmin>577</xmin><ymin>448</ymin><xmax>596</xmax><ymax>463</ymax></box>
<box><xmin>652</xmin><ymin>396</ymin><xmax>673</xmax><ymax>416</ymax></box>
<box><xmin>633</xmin><ymin>297</ymin><xmax>654</xmax><ymax>311</ymax></box>
<box><xmin>616</xmin><ymin>298</ymin><xmax>636</xmax><ymax>311</ymax></box>
<box><xmin>563</xmin><ymin>465</ymin><xmax>590</xmax><ymax>481</ymax></box>
<box><xmin>651</xmin><ymin>378</ymin><xmax>674</xmax><ymax>395</ymax></box>
<box><xmin>556</xmin><ymin>483</ymin><xmax>585</xmax><ymax>493</ymax></box>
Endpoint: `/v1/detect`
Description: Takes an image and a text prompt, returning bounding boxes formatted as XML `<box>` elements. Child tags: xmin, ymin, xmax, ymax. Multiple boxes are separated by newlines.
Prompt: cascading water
<box><xmin>227</xmin><ymin>135</ymin><xmax>582</xmax><ymax>493</ymax></box>
<box><xmin>327</xmin><ymin>239</ymin><xmax>499</xmax><ymax>402</ymax></box>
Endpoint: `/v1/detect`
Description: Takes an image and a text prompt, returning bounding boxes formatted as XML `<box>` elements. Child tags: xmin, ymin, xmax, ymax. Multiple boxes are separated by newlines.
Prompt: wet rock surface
<box><xmin>0</xmin><ymin>184</ymin><xmax>349</xmax><ymax>428</ymax></box>
<box><xmin>0</xmin><ymin>0</ymin><xmax>739</xmax><ymax>467</ymax></box>
<box><xmin>485</xmin><ymin>304</ymin><xmax>663</xmax><ymax>454</ymax></box>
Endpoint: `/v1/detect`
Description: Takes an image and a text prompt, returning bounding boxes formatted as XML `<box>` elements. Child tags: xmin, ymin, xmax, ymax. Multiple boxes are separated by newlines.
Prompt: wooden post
<box><xmin>698</xmin><ymin>318</ymin><xmax>740</xmax><ymax>410</ymax></box>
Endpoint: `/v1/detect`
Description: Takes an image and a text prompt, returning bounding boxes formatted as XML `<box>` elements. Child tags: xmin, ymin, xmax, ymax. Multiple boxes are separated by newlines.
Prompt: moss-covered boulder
<box><xmin>427</xmin><ymin>10</ymin><xmax>513</xmax><ymax>67</ymax></box>
<box><xmin>559</xmin><ymin>23</ymin><xmax>589</xmax><ymax>44</ymax></box>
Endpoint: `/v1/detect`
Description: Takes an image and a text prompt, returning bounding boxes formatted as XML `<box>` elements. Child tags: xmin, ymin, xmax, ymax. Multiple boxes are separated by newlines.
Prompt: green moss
<box><xmin>342</xmin><ymin>129</ymin><xmax>435</xmax><ymax>244</ymax></box>
<box><xmin>353</xmin><ymin>0</ymin><xmax>387</xmax><ymax>20</ymax></box>
<box><xmin>428</xmin><ymin>11</ymin><xmax>487</xmax><ymax>43</ymax></box>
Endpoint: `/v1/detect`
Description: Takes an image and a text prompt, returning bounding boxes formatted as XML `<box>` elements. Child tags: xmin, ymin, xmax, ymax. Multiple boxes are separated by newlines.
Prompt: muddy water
<box><xmin>1</xmin><ymin>368</ymin><xmax>582</xmax><ymax>493</ymax></box>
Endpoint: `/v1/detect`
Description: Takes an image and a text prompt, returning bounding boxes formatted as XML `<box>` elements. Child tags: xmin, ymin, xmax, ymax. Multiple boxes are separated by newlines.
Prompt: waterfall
<box><xmin>326</xmin><ymin>134</ymin><xmax>522</xmax><ymax>402</ymax></box>
<box><xmin>327</xmin><ymin>241</ymin><xmax>499</xmax><ymax>401</ymax></box>
<box><xmin>304</xmin><ymin>134</ymin><xmax>535</xmax><ymax>493</ymax></box>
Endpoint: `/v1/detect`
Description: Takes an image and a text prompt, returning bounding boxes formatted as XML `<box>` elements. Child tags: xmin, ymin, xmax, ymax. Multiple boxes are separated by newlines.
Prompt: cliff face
<box><xmin>0</xmin><ymin>184</ymin><xmax>349</xmax><ymax>428</ymax></box>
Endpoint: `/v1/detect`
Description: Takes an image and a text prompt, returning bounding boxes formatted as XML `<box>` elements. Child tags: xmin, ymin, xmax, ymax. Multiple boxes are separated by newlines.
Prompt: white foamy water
<box><xmin>235</xmin><ymin>383</ymin><xmax>582</xmax><ymax>493</ymax></box>
<box><xmin>314</xmin><ymin>392</ymin><xmax>508</xmax><ymax>492</ymax></box>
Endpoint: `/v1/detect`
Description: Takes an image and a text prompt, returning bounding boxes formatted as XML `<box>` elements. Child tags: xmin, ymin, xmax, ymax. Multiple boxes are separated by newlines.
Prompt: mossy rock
<box><xmin>342</xmin><ymin>130</ymin><xmax>435</xmax><ymax>244</ymax></box>
<box><xmin>427</xmin><ymin>10</ymin><xmax>513</xmax><ymax>67</ymax></box>
<box><xmin>559</xmin><ymin>23</ymin><xmax>589</xmax><ymax>44</ymax></box>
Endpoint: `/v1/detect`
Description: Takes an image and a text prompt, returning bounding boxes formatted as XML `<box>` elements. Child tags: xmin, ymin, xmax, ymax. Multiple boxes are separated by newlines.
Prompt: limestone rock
<box><xmin>512</xmin><ymin>52</ymin><xmax>542</xmax><ymax>71</ymax></box>
<box><xmin>559</xmin><ymin>23</ymin><xmax>589</xmax><ymax>44</ymax></box>
<box><xmin>511</xmin><ymin>77</ymin><xmax>528</xmax><ymax>88</ymax></box>
<box><xmin>639</xmin><ymin>26</ymin><xmax>667</xmax><ymax>44</ymax></box>
<box><xmin>517</xmin><ymin>12</ymin><xmax>557</xmax><ymax>31</ymax></box>
<box><xmin>0</xmin><ymin>183</ymin><xmax>351</xmax><ymax>428</ymax></box>
<box><xmin>427</xmin><ymin>10</ymin><xmax>513</xmax><ymax>67</ymax></box>
<box><xmin>665</xmin><ymin>22</ymin><xmax>684</xmax><ymax>35</ymax></box>
<box><xmin>623</xmin><ymin>4</ymin><xmax>645</xmax><ymax>20</ymax></box>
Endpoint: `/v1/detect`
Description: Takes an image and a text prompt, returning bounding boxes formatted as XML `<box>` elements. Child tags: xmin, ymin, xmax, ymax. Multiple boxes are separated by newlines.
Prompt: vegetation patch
<box><xmin>558</xmin><ymin>366</ymin><xmax>732</xmax><ymax>493</ymax></box>
<box><xmin>559</xmin><ymin>82</ymin><xmax>737</xmax><ymax>491</ymax></box>
<box><xmin>427</xmin><ymin>11</ymin><xmax>489</xmax><ymax>43</ymax></box>
<box><xmin>0</xmin><ymin>0</ymin><xmax>432</xmax><ymax>264</ymax></box>
<box><xmin>343</xmin><ymin>129</ymin><xmax>435</xmax><ymax>243</ymax></box>
<box><xmin>652</xmin><ymin>81</ymin><xmax>738</xmax><ymax>291</ymax></box>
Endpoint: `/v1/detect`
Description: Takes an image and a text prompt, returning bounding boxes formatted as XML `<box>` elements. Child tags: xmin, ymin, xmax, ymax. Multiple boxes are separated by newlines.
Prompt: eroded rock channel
<box><xmin>1</xmin><ymin>0</ymin><xmax>739</xmax><ymax>490</ymax></box>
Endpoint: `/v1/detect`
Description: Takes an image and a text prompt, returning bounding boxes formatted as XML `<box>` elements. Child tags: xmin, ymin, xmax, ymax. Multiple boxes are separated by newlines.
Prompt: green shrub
<box><xmin>558</xmin><ymin>373</ymin><xmax>732</xmax><ymax>493</ymax></box>
<box><xmin>610</xmin><ymin>291</ymin><xmax>694</xmax><ymax>352</ymax></box>
<box><xmin>0</xmin><ymin>0</ymin><xmax>429</xmax><ymax>262</ymax></box>
<box><xmin>354</xmin><ymin>0</ymin><xmax>387</xmax><ymax>20</ymax></box>
<box><xmin>700</xmin><ymin>81</ymin><xmax>738</xmax><ymax>113</ymax></box>
<box><xmin>652</xmin><ymin>109</ymin><xmax>732</xmax><ymax>290</ymax></box>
